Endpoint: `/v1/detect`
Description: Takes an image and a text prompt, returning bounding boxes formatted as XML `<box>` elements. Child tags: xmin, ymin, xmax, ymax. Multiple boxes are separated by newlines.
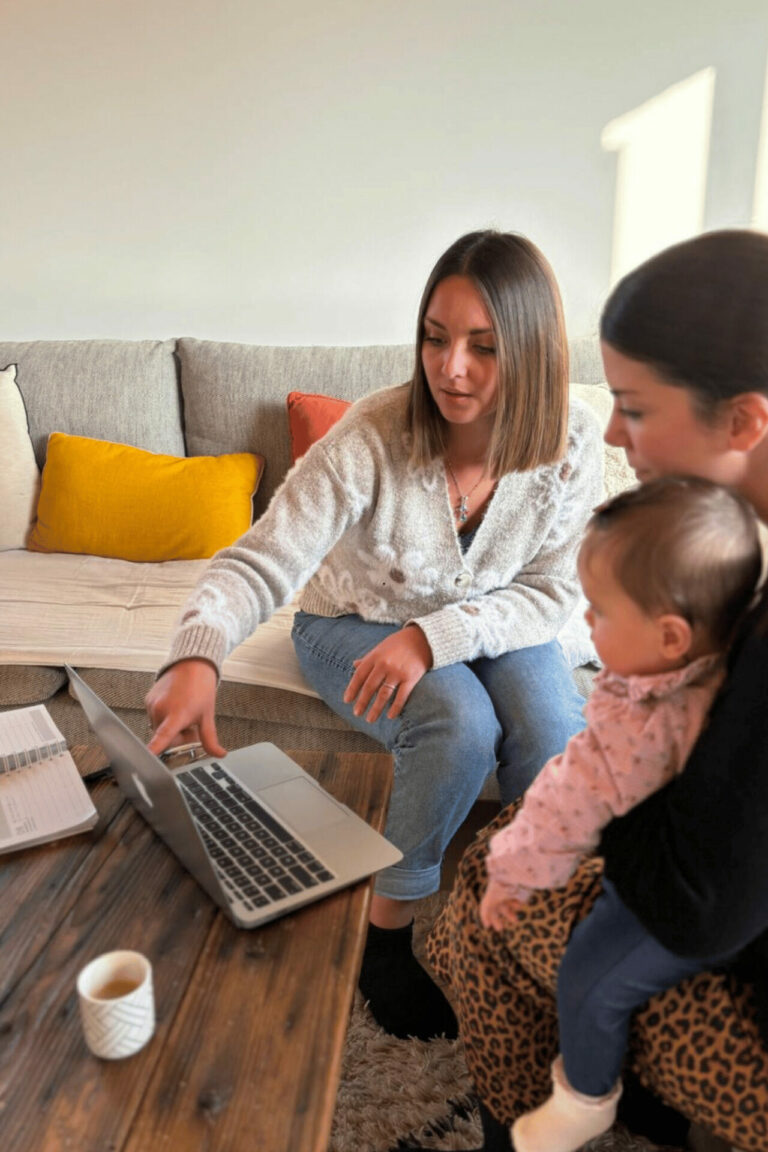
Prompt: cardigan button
<box><xmin>454</xmin><ymin>572</ymin><xmax>471</xmax><ymax>589</ymax></box>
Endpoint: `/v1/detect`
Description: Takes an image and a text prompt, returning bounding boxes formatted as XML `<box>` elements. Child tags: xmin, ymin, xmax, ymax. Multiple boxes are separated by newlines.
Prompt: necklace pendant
<box><xmin>458</xmin><ymin>497</ymin><xmax>469</xmax><ymax>523</ymax></box>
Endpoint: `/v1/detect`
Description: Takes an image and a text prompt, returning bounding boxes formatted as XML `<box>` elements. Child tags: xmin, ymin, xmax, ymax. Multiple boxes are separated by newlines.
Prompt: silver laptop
<box><xmin>66</xmin><ymin>666</ymin><xmax>402</xmax><ymax>928</ymax></box>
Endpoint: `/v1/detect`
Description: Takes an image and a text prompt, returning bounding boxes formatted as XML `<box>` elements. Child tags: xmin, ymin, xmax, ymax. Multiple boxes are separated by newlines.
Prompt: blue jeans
<box><xmin>291</xmin><ymin>611</ymin><xmax>585</xmax><ymax>900</ymax></box>
<box><xmin>557</xmin><ymin>878</ymin><xmax>741</xmax><ymax>1096</ymax></box>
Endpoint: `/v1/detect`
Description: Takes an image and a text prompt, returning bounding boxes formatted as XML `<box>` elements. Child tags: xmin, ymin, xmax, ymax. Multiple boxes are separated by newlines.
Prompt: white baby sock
<box><xmin>511</xmin><ymin>1054</ymin><xmax>622</xmax><ymax>1152</ymax></box>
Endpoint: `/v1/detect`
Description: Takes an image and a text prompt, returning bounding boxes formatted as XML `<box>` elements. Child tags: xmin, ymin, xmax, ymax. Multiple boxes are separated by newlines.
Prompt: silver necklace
<box><xmin>445</xmin><ymin>458</ymin><xmax>486</xmax><ymax>524</ymax></box>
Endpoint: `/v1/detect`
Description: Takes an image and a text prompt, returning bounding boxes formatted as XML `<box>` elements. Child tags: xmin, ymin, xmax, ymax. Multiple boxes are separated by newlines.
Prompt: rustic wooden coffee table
<box><xmin>0</xmin><ymin>745</ymin><xmax>393</xmax><ymax>1152</ymax></box>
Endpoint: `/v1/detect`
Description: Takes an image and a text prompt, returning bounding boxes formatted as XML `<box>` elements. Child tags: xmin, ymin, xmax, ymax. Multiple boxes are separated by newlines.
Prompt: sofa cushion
<box><xmin>71</xmin><ymin>667</ymin><xmax>362</xmax><ymax>731</ymax></box>
<box><xmin>0</xmin><ymin>550</ymin><xmax>319</xmax><ymax>697</ymax></box>
<box><xmin>287</xmin><ymin>391</ymin><xmax>351</xmax><ymax>463</ymax></box>
<box><xmin>0</xmin><ymin>339</ymin><xmax>184</xmax><ymax>467</ymax></box>
<box><xmin>177</xmin><ymin>340</ymin><xmax>415</xmax><ymax>517</ymax></box>
<box><xmin>0</xmin><ymin>665</ymin><xmax>67</xmax><ymax>706</ymax></box>
<box><xmin>28</xmin><ymin>434</ymin><xmax>264</xmax><ymax>561</ymax></box>
<box><xmin>0</xmin><ymin>364</ymin><xmax>40</xmax><ymax>550</ymax></box>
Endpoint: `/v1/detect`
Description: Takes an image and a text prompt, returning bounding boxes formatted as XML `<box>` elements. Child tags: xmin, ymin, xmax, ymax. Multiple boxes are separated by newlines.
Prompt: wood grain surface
<box><xmin>0</xmin><ymin>747</ymin><xmax>393</xmax><ymax>1152</ymax></box>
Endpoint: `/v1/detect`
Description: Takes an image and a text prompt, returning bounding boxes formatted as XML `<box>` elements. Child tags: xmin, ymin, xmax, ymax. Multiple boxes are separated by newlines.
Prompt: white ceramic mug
<box><xmin>76</xmin><ymin>950</ymin><xmax>154</xmax><ymax>1059</ymax></box>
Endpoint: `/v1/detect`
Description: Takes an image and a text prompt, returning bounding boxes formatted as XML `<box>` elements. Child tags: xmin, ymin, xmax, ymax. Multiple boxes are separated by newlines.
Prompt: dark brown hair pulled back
<box><xmin>600</xmin><ymin>229</ymin><xmax>768</xmax><ymax>419</ymax></box>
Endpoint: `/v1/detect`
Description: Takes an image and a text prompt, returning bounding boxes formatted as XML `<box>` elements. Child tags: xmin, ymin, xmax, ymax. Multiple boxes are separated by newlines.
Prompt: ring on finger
<box><xmin>382</xmin><ymin>682</ymin><xmax>398</xmax><ymax>691</ymax></box>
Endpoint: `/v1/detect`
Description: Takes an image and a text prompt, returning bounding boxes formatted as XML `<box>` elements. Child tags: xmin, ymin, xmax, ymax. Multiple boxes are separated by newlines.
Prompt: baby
<box><xmin>479</xmin><ymin>476</ymin><xmax>762</xmax><ymax>1152</ymax></box>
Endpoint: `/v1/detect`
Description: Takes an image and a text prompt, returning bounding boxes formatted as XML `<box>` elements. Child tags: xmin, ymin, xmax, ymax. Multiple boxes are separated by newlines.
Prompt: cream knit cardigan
<box><xmin>165</xmin><ymin>384</ymin><xmax>604</xmax><ymax>674</ymax></box>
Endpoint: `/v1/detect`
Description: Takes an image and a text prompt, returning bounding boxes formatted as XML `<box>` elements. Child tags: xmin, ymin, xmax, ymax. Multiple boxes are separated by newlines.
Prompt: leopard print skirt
<box><xmin>426</xmin><ymin>803</ymin><xmax>768</xmax><ymax>1150</ymax></box>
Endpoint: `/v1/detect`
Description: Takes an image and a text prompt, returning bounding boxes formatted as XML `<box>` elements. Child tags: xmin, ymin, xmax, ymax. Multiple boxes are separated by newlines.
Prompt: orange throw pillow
<box><xmin>286</xmin><ymin>391</ymin><xmax>351</xmax><ymax>464</ymax></box>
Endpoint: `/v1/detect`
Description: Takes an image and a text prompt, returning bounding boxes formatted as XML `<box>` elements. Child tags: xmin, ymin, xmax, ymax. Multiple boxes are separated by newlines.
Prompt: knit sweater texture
<box><xmin>487</xmin><ymin>653</ymin><xmax>724</xmax><ymax>902</ymax></box>
<box><xmin>164</xmin><ymin>384</ymin><xmax>603</xmax><ymax>675</ymax></box>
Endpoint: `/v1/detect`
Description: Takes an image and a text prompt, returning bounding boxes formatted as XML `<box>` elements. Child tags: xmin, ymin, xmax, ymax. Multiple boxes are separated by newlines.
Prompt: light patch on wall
<box><xmin>602</xmin><ymin>68</ymin><xmax>716</xmax><ymax>283</ymax></box>
<box><xmin>753</xmin><ymin>50</ymin><xmax>768</xmax><ymax>229</ymax></box>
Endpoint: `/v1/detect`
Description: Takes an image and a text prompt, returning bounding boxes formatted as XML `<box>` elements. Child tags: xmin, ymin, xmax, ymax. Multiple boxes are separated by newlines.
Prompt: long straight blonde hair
<box><xmin>408</xmin><ymin>230</ymin><xmax>569</xmax><ymax>474</ymax></box>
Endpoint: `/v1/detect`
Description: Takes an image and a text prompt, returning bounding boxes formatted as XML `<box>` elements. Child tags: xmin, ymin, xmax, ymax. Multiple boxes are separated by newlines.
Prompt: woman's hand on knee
<box><xmin>480</xmin><ymin>878</ymin><xmax>525</xmax><ymax>932</ymax></box>
<box><xmin>145</xmin><ymin>658</ymin><xmax>226</xmax><ymax>758</ymax></box>
<box><xmin>343</xmin><ymin>624</ymin><xmax>433</xmax><ymax>723</ymax></box>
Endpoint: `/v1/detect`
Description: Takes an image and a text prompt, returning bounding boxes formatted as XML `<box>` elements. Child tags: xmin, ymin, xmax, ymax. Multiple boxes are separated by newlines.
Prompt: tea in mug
<box><xmin>94</xmin><ymin>977</ymin><xmax>141</xmax><ymax>1000</ymax></box>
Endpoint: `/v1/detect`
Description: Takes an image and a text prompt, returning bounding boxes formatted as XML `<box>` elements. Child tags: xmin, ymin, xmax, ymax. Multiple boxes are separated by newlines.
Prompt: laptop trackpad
<box><xmin>259</xmin><ymin>778</ymin><xmax>347</xmax><ymax>832</ymax></box>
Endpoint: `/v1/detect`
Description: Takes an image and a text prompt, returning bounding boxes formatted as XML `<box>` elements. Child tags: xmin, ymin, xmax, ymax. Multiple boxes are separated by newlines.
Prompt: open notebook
<box><xmin>0</xmin><ymin>704</ymin><xmax>97</xmax><ymax>853</ymax></box>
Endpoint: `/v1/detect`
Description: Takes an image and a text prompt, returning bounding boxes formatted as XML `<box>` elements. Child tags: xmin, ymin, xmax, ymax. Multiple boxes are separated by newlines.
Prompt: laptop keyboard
<box><xmin>177</xmin><ymin>763</ymin><xmax>335</xmax><ymax>912</ymax></box>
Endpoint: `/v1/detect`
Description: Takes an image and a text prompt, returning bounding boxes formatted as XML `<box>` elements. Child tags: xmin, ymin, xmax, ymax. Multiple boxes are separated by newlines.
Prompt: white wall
<box><xmin>2</xmin><ymin>0</ymin><xmax>767</xmax><ymax>345</ymax></box>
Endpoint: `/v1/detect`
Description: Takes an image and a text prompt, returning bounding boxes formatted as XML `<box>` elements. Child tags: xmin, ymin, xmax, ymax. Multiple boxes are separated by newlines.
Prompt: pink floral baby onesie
<box><xmin>486</xmin><ymin>654</ymin><xmax>724</xmax><ymax>901</ymax></box>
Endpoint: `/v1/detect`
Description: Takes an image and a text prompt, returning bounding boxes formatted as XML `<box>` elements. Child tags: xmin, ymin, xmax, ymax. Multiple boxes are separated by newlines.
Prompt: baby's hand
<box><xmin>480</xmin><ymin>879</ymin><xmax>525</xmax><ymax>932</ymax></box>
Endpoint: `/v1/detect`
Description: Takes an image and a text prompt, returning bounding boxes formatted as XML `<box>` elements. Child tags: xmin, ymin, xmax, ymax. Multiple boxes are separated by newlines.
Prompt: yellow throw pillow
<box><xmin>28</xmin><ymin>433</ymin><xmax>264</xmax><ymax>562</ymax></box>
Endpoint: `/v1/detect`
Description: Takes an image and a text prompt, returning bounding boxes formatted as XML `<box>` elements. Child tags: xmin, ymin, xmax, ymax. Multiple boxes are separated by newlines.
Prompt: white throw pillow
<box><xmin>0</xmin><ymin>364</ymin><xmax>41</xmax><ymax>550</ymax></box>
<box><xmin>570</xmin><ymin>381</ymin><xmax>635</xmax><ymax>500</ymax></box>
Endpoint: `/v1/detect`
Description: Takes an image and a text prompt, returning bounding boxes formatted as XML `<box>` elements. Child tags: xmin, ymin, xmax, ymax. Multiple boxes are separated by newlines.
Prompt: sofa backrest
<box><xmin>177</xmin><ymin>339</ymin><xmax>417</xmax><ymax>516</ymax></box>
<box><xmin>177</xmin><ymin>335</ymin><xmax>619</xmax><ymax>517</ymax></box>
<box><xmin>0</xmin><ymin>339</ymin><xmax>184</xmax><ymax>467</ymax></box>
<box><xmin>1</xmin><ymin>334</ymin><xmax>631</xmax><ymax>523</ymax></box>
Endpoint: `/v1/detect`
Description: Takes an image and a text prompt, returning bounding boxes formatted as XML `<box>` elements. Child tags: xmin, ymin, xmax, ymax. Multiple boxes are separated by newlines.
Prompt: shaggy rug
<box><xmin>330</xmin><ymin>996</ymin><xmax>688</xmax><ymax>1152</ymax></box>
<box><xmin>328</xmin><ymin>895</ymin><xmax>694</xmax><ymax>1152</ymax></box>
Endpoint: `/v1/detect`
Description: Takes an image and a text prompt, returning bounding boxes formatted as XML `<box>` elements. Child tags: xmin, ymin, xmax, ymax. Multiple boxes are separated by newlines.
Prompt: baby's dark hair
<box><xmin>580</xmin><ymin>477</ymin><xmax>762</xmax><ymax>650</ymax></box>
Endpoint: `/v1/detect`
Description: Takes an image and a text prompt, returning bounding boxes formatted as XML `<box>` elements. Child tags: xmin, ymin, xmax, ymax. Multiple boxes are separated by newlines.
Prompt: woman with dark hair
<box><xmin>427</xmin><ymin>229</ymin><xmax>768</xmax><ymax>1152</ymax></box>
<box><xmin>145</xmin><ymin>230</ymin><xmax>603</xmax><ymax>1041</ymax></box>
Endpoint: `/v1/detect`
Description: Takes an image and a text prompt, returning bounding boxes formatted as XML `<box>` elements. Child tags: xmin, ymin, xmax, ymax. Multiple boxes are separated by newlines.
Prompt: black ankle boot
<box><xmin>477</xmin><ymin>1099</ymin><xmax>513</xmax><ymax>1151</ymax></box>
<box><xmin>358</xmin><ymin>921</ymin><xmax>458</xmax><ymax>1041</ymax></box>
<box><xmin>617</xmin><ymin>1073</ymin><xmax>689</xmax><ymax>1147</ymax></box>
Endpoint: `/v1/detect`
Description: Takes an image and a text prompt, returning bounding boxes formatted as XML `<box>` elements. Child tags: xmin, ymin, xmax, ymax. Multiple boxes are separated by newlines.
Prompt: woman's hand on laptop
<box><xmin>145</xmin><ymin>659</ymin><xmax>226</xmax><ymax>758</ymax></box>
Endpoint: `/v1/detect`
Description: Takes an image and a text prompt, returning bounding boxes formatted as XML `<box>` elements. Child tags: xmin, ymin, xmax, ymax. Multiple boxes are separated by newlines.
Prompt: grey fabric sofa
<box><xmin>0</xmin><ymin>336</ymin><xmax>632</xmax><ymax>796</ymax></box>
